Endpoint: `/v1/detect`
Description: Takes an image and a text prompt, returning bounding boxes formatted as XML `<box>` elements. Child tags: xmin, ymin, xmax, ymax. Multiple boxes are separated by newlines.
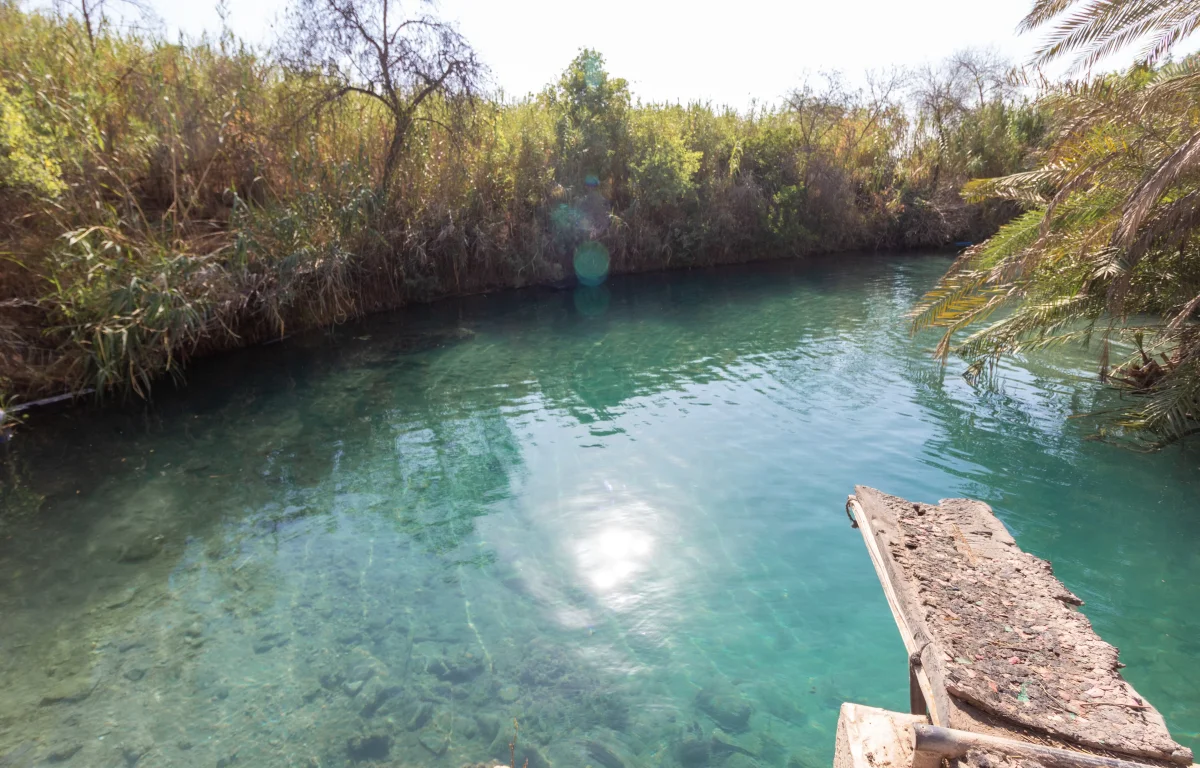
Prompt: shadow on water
<box><xmin>1</xmin><ymin>251</ymin><xmax>1197</xmax><ymax>767</ymax></box>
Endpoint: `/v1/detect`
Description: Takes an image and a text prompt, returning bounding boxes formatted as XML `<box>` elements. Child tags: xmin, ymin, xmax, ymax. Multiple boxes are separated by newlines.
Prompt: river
<box><xmin>0</xmin><ymin>253</ymin><xmax>1196</xmax><ymax>767</ymax></box>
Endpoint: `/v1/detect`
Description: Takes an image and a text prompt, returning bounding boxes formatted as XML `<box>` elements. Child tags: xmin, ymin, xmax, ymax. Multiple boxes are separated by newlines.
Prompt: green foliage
<box><xmin>628</xmin><ymin>107</ymin><xmax>701</xmax><ymax>210</ymax></box>
<box><xmin>0</xmin><ymin>2</ymin><xmax>1043</xmax><ymax>408</ymax></box>
<box><xmin>914</xmin><ymin>58</ymin><xmax>1200</xmax><ymax>445</ymax></box>
<box><xmin>0</xmin><ymin>85</ymin><xmax>65</xmax><ymax>196</ymax></box>
<box><xmin>230</xmin><ymin>155</ymin><xmax>383</xmax><ymax>333</ymax></box>
<box><xmin>44</xmin><ymin>226</ymin><xmax>219</xmax><ymax>397</ymax></box>
<box><xmin>549</xmin><ymin>49</ymin><xmax>631</xmax><ymax>194</ymax></box>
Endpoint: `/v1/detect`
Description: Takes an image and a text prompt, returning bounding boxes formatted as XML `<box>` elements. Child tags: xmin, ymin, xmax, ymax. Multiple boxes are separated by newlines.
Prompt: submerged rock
<box><xmin>116</xmin><ymin>532</ymin><xmax>164</xmax><ymax>563</ymax></box>
<box><xmin>346</xmin><ymin>734</ymin><xmax>391</xmax><ymax>762</ymax></box>
<box><xmin>433</xmin><ymin>711</ymin><xmax>478</xmax><ymax>742</ymax></box>
<box><xmin>359</xmin><ymin>680</ymin><xmax>402</xmax><ymax>717</ymax></box>
<box><xmin>39</xmin><ymin>677</ymin><xmax>95</xmax><ymax>706</ymax></box>
<box><xmin>677</xmin><ymin>737</ymin><xmax>710</xmax><ymax>767</ymax></box>
<box><xmin>301</xmin><ymin>684</ymin><xmax>324</xmax><ymax>704</ymax></box>
<box><xmin>757</xmin><ymin>732</ymin><xmax>788</xmax><ymax>765</ymax></box>
<box><xmin>417</xmin><ymin>727</ymin><xmax>449</xmax><ymax>756</ymax></box>
<box><xmin>406</xmin><ymin>701</ymin><xmax>434</xmax><ymax>731</ymax></box>
<box><xmin>106</xmin><ymin>588</ymin><xmax>139</xmax><ymax>610</ymax></box>
<box><xmin>788</xmin><ymin>752</ymin><xmax>821</xmax><ymax>768</ymax></box>
<box><xmin>44</xmin><ymin>741</ymin><xmax>82</xmax><ymax>763</ymax></box>
<box><xmin>585</xmin><ymin>739</ymin><xmax>628</xmax><ymax>768</ymax></box>
<box><xmin>336</xmin><ymin>630</ymin><xmax>364</xmax><ymax>647</ymax></box>
<box><xmin>252</xmin><ymin>632</ymin><xmax>288</xmax><ymax>654</ymax></box>
<box><xmin>0</xmin><ymin>743</ymin><xmax>35</xmax><ymax>766</ymax></box>
<box><xmin>317</xmin><ymin>668</ymin><xmax>345</xmax><ymax>690</ymax></box>
<box><xmin>758</xmin><ymin>683</ymin><xmax>809</xmax><ymax>726</ymax></box>
<box><xmin>118</xmin><ymin>730</ymin><xmax>154</xmax><ymax>766</ymax></box>
<box><xmin>711</xmin><ymin>728</ymin><xmax>757</xmax><ymax>758</ymax></box>
<box><xmin>475</xmin><ymin>713</ymin><xmax>500</xmax><ymax>744</ymax></box>
<box><xmin>426</xmin><ymin>652</ymin><xmax>484</xmax><ymax>683</ymax></box>
<box><xmin>695</xmin><ymin>687</ymin><xmax>753</xmax><ymax>732</ymax></box>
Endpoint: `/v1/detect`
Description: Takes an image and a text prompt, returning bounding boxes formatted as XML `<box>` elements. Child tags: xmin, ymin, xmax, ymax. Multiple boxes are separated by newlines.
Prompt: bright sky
<box><xmin>144</xmin><ymin>0</ymin><xmax>1047</xmax><ymax>107</ymax></box>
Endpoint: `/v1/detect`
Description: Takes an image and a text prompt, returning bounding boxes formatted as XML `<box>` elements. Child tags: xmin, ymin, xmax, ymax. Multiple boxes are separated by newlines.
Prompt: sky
<box><xmin>141</xmin><ymin>0</ymin><xmax>1049</xmax><ymax>107</ymax></box>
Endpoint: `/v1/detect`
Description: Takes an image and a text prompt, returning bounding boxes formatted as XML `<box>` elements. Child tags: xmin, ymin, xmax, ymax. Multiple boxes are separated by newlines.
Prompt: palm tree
<box><xmin>913</xmin><ymin>0</ymin><xmax>1200</xmax><ymax>444</ymax></box>
<box><xmin>1022</xmin><ymin>0</ymin><xmax>1200</xmax><ymax>71</ymax></box>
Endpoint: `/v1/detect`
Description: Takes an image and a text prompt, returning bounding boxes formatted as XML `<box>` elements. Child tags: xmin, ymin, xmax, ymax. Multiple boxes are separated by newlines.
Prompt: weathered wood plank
<box><xmin>847</xmin><ymin>495</ymin><xmax>945</xmax><ymax>725</ymax></box>
<box><xmin>849</xmin><ymin>486</ymin><xmax>1192</xmax><ymax>765</ymax></box>
<box><xmin>834</xmin><ymin>704</ymin><xmax>929</xmax><ymax>768</ymax></box>
<box><xmin>913</xmin><ymin>724</ymin><xmax>1172</xmax><ymax>768</ymax></box>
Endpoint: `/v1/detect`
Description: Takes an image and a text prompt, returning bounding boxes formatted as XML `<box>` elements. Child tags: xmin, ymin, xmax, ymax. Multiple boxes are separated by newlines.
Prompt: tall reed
<box><xmin>0</xmin><ymin>5</ymin><xmax>1048</xmax><ymax>404</ymax></box>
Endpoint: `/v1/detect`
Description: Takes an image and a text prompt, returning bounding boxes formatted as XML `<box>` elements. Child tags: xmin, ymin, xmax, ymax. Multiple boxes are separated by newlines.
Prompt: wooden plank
<box><xmin>847</xmin><ymin>496</ymin><xmax>943</xmax><ymax>725</ymax></box>
<box><xmin>848</xmin><ymin>487</ymin><xmax>1193</xmax><ymax>766</ymax></box>
<box><xmin>834</xmin><ymin>703</ymin><xmax>928</xmax><ymax>768</ymax></box>
<box><xmin>913</xmin><ymin>724</ymin><xmax>1183</xmax><ymax>768</ymax></box>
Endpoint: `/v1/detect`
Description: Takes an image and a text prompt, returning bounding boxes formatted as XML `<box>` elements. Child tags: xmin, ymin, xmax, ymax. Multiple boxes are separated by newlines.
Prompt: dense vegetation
<box><xmin>915</xmin><ymin>0</ymin><xmax>1200</xmax><ymax>446</ymax></box>
<box><xmin>0</xmin><ymin>0</ymin><xmax>1048</xmax><ymax>416</ymax></box>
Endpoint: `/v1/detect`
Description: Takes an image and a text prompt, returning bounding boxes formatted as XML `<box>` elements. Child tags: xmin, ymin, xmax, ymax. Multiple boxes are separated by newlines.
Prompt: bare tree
<box><xmin>909</xmin><ymin>61</ymin><xmax>972</xmax><ymax>188</ymax></box>
<box><xmin>281</xmin><ymin>0</ymin><xmax>484</xmax><ymax>194</ymax></box>
<box><xmin>786</xmin><ymin>73</ymin><xmax>851</xmax><ymax>189</ymax></box>
<box><xmin>950</xmin><ymin>48</ymin><xmax>1013</xmax><ymax>109</ymax></box>
<box><xmin>841</xmin><ymin>68</ymin><xmax>908</xmax><ymax>160</ymax></box>
<box><xmin>51</xmin><ymin>0</ymin><xmax>150</xmax><ymax>50</ymax></box>
<box><xmin>787</xmin><ymin>70</ymin><xmax>907</xmax><ymax>188</ymax></box>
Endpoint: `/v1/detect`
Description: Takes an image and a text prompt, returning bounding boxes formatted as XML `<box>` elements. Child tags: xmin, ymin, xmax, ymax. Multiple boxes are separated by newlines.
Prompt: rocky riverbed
<box><xmin>0</xmin><ymin>268</ymin><xmax>964</xmax><ymax>768</ymax></box>
<box><xmin>0</xmin><ymin>467</ymin><xmax>847</xmax><ymax>768</ymax></box>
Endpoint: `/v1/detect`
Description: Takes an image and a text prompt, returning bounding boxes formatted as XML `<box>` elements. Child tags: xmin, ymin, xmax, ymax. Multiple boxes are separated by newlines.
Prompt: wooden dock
<box><xmin>836</xmin><ymin>487</ymin><xmax>1194</xmax><ymax>768</ymax></box>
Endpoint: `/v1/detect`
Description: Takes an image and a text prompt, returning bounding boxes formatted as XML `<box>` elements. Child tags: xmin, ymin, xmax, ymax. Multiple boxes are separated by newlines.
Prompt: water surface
<box><xmin>1</xmin><ymin>254</ymin><xmax>1197</xmax><ymax>768</ymax></box>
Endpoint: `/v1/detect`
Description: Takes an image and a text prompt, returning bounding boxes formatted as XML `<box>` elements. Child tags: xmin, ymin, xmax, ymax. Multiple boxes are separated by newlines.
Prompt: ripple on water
<box><xmin>1</xmin><ymin>254</ymin><xmax>1197</xmax><ymax>767</ymax></box>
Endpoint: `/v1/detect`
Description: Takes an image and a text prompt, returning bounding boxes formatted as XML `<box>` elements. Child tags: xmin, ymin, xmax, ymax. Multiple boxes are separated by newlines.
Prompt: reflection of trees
<box><xmin>901</xmin><ymin>316</ymin><xmax>1112</xmax><ymax>505</ymax></box>
<box><xmin>3</xmin><ymin>255</ymin><xmax>947</xmax><ymax>562</ymax></box>
<box><xmin>388</xmin><ymin>413</ymin><xmax>521</xmax><ymax>562</ymax></box>
<box><xmin>421</xmin><ymin>255</ymin><xmax>924</xmax><ymax>422</ymax></box>
<box><xmin>888</xmin><ymin>261</ymin><xmax>1200</xmax><ymax>615</ymax></box>
<box><xmin>0</xmin><ymin>452</ymin><xmax>43</xmax><ymax>534</ymax></box>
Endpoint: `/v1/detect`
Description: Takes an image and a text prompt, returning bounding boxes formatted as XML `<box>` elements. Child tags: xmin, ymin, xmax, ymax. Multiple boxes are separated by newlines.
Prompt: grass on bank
<box><xmin>0</xmin><ymin>0</ymin><xmax>1048</xmax><ymax>410</ymax></box>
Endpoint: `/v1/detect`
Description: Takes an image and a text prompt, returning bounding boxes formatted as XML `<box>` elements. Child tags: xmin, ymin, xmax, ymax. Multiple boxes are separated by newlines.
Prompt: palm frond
<box><xmin>962</xmin><ymin>167</ymin><xmax>1064</xmax><ymax>204</ymax></box>
<box><xmin>1021</xmin><ymin>0</ymin><xmax>1200</xmax><ymax>70</ymax></box>
<box><xmin>909</xmin><ymin>269</ymin><xmax>992</xmax><ymax>334</ymax></box>
<box><xmin>1020</xmin><ymin>0</ymin><xmax>1083</xmax><ymax>33</ymax></box>
<box><xmin>955</xmin><ymin>293</ymin><xmax>1103</xmax><ymax>360</ymax></box>
<box><xmin>1133</xmin><ymin>351</ymin><xmax>1200</xmax><ymax>438</ymax></box>
<box><xmin>1114</xmin><ymin>127</ymin><xmax>1200</xmax><ymax>249</ymax></box>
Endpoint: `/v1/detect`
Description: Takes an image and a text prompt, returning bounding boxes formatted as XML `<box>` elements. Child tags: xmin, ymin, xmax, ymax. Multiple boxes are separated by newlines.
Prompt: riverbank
<box><xmin>0</xmin><ymin>5</ymin><xmax>1048</xmax><ymax>408</ymax></box>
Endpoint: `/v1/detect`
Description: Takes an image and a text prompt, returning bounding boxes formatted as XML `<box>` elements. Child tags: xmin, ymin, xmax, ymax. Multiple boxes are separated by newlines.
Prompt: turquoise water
<box><xmin>0</xmin><ymin>254</ymin><xmax>1197</xmax><ymax>768</ymax></box>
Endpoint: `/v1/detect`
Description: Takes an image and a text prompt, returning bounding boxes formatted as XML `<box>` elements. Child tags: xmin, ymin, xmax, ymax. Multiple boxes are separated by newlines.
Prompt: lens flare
<box><xmin>574</xmin><ymin>240</ymin><xmax>610</xmax><ymax>287</ymax></box>
<box><xmin>551</xmin><ymin>203</ymin><xmax>583</xmax><ymax>237</ymax></box>
<box><xmin>573</xmin><ymin>284</ymin><xmax>610</xmax><ymax>317</ymax></box>
<box><xmin>582</xmin><ymin>56</ymin><xmax>604</xmax><ymax>89</ymax></box>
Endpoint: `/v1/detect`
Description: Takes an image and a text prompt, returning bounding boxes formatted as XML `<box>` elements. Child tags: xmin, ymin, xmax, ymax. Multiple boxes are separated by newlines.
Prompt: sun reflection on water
<box><xmin>577</xmin><ymin>523</ymin><xmax>655</xmax><ymax>593</ymax></box>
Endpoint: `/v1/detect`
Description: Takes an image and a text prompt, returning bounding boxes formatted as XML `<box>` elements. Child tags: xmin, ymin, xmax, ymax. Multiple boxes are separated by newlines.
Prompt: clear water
<box><xmin>0</xmin><ymin>254</ymin><xmax>1197</xmax><ymax>768</ymax></box>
